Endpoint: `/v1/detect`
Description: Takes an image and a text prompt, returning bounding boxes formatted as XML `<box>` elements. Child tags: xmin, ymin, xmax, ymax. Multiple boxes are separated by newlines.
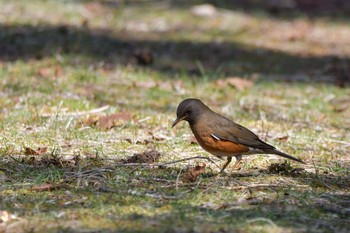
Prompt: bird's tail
<box><xmin>264</xmin><ymin>149</ymin><xmax>306</xmax><ymax>164</ymax></box>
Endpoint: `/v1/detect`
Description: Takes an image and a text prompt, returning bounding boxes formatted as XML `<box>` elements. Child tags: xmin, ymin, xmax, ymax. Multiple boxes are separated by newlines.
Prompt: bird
<box><xmin>172</xmin><ymin>98</ymin><xmax>305</xmax><ymax>173</ymax></box>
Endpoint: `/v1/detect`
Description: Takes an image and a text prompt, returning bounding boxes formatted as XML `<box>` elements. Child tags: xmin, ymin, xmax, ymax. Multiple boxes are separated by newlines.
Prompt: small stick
<box><xmin>41</xmin><ymin>105</ymin><xmax>110</xmax><ymax>118</ymax></box>
<box><xmin>76</xmin><ymin>160</ymin><xmax>82</xmax><ymax>188</ymax></box>
<box><xmin>227</xmin><ymin>183</ymin><xmax>310</xmax><ymax>190</ymax></box>
<box><xmin>159</xmin><ymin>156</ymin><xmax>220</xmax><ymax>168</ymax></box>
<box><xmin>175</xmin><ymin>168</ymin><xmax>183</xmax><ymax>191</ymax></box>
<box><xmin>246</xmin><ymin>217</ymin><xmax>278</xmax><ymax>228</ymax></box>
<box><xmin>102</xmin><ymin>156</ymin><xmax>220</xmax><ymax>168</ymax></box>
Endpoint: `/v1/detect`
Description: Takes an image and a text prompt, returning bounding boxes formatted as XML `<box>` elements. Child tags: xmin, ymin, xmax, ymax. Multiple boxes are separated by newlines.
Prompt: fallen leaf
<box><xmin>31</xmin><ymin>183</ymin><xmax>67</xmax><ymax>192</ymax></box>
<box><xmin>37</xmin><ymin>66</ymin><xmax>62</xmax><ymax>79</ymax></box>
<box><xmin>157</xmin><ymin>81</ymin><xmax>173</xmax><ymax>91</ymax></box>
<box><xmin>83</xmin><ymin>1</ymin><xmax>107</xmax><ymax>17</ymax></box>
<box><xmin>329</xmin><ymin>97</ymin><xmax>350</xmax><ymax>113</ymax></box>
<box><xmin>54</xmin><ymin>66</ymin><xmax>63</xmax><ymax>77</ymax></box>
<box><xmin>124</xmin><ymin>138</ymin><xmax>133</xmax><ymax>144</ymax></box>
<box><xmin>133</xmin><ymin>80</ymin><xmax>157</xmax><ymax>89</ymax></box>
<box><xmin>188</xmin><ymin>136</ymin><xmax>198</xmax><ymax>144</ymax></box>
<box><xmin>183</xmin><ymin>163</ymin><xmax>206</xmax><ymax>183</ymax></box>
<box><xmin>12</xmin><ymin>96</ymin><xmax>22</xmax><ymax>104</ymax></box>
<box><xmin>37</xmin><ymin>67</ymin><xmax>52</xmax><ymax>78</ymax></box>
<box><xmin>191</xmin><ymin>4</ymin><xmax>218</xmax><ymax>17</ymax></box>
<box><xmin>216</xmin><ymin>77</ymin><xmax>256</xmax><ymax>91</ymax></box>
<box><xmin>0</xmin><ymin>210</ymin><xmax>9</xmax><ymax>223</ymax></box>
<box><xmin>124</xmin><ymin>149</ymin><xmax>161</xmax><ymax>163</ymax></box>
<box><xmin>148</xmin><ymin>131</ymin><xmax>172</xmax><ymax>142</ymax></box>
<box><xmin>95</xmin><ymin>112</ymin><xmax>132</xmax><ymax>130</ymax></box>
<box><xmin>0</xmin><ymin>210</ymin><xmax>16</xmax><ymax>223</ymax></box>
<box><xmin>226</xmin><ymin>77</ymin><xmax>254</xmax><ymax>91</ymax></box>
<box><xmin>24</xmin><ymin>147</ymin><xmax>48</xmax><ymax>155</ymax></box>
<box><xmin>276</xmin><ymin>135</ymin><xmax>289</xmax><ymax>142</ymax></box>
<box><xmin>85</xmin><ymin>116</ymin><xmax>98</xmax><ymax>126</ymax></box>
<box><xmin>134</xmin><ymin>49</ymin><xmax>153</xmax><ymax>66</ymax></box>
<box><xmin>215</xmin><ymin>79</ymin><xmax>227</xmax><ymax>88</ymax></box>
<box><xmin>25</xmin><ymin>126</ymin><xmax>33</xmax><ymax>131</ymax></box>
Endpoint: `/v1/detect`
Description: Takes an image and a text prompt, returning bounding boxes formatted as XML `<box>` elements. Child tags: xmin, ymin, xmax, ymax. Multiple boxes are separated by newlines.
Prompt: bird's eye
<box><xmin>186</xmin><ymin>109</ymin><xmax>192</xmax><ymax>115</ymax></box>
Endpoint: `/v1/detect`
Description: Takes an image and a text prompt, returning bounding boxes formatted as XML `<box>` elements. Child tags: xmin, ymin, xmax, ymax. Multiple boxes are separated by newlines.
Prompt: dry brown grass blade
<box><xmin>40</xmin><ymin>105</ymin><xmax>110</xmax><ymax>118</ymax></box>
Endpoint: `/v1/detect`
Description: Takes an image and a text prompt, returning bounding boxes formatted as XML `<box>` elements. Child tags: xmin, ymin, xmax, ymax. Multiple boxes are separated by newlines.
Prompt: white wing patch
<box><xmin>248</xmin><ymin>147</ymin><xmax>265</xmax><ymax>154</ymax></box>
<box><xmin>211</xmin><ymin>134</ymin><xmax>221</xmax><ymax>141</ymax></box>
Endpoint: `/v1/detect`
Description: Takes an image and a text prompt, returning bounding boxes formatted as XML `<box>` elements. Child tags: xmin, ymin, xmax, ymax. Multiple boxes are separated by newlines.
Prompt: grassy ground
<box><xmin>0</xmin><ymin>0</ymin><xmax>350</xmax><ymax>232</ymax></box>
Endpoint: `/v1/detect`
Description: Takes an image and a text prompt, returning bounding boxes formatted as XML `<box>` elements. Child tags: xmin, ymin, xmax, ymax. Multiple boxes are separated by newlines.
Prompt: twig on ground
<box><xmin>246</xmin><ymin>217</ymin><xmax>278</xmax><ymax>228</ymax></box>
<box><xmin>159</xmin><ymin>183</ymin><xmax>208</xmax><ymax>189</ymax></box>
<box><xmin>175</xmin><ymin>167</ymin><xmax>183</xmax><ymax>191</ymax></box>
<box><xmin>316</xmin><ymin>199</ymin><xmax>350</xmax><ymax>216</ymax></box>
<box><xmin>76</xmin><ymin>161</ymin><xmax>82</xmax><ymax>188</ymax></box>
<box><xmin>189</xmin><ymin>176</ymin><xmax>203</xmax><ymax>191</ymax></box>
<box><xmin>7</xmin><ymin>155</ymin><xmax>26</xmax><ymax>171</ymax></box>
<box><xmin>159</xmin><ymin>156</ymin><xmax>220</xmax><ymax>168</ymax></box>
<box><xmin>40</xmin><ymin>105</ymin><xmax>110</xmax><ymax>118</ymax></box>
<box><xmin>137</xmin><ymin>177</ymin><xmax>173</xmax><ymax>183</ymax></box>
<box><xmin>227</xmin><ymin>183</ymin><xmax>310</xmax><ymax>190</ymax></box>
<box><xmin>102</xmin><ymin>156</ymin><xmax>221</xmax><ymax>169</ymax></box>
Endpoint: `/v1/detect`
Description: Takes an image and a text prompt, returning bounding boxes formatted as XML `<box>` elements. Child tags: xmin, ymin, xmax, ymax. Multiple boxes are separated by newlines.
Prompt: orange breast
<box><xmin>191</xmin><ymin>125</ymin><xmax>249</xmax><ymax>157</ymax></box>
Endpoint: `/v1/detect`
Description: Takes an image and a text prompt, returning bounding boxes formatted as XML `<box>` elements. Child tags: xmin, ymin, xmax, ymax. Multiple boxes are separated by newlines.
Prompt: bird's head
<box><xmin>172</xmin><ymin>98</ymin><xmax>209</xmax><ymax>127</ymax></box>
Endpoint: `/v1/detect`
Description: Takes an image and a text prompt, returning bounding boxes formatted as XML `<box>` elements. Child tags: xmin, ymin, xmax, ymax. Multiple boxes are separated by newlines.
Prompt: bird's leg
<box><xmin>229</xmin><ymin>155</ymin><xmax>242</xmax><ymax>173</ymax></box>
<box><xmin>219</xmin><ymin>156</ymin><xmax>232</xmax><ymax>174</ymax></box>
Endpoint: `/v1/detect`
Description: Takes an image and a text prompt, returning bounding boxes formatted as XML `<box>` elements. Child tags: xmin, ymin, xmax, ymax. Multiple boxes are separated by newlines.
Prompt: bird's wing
<box><xmin>210</xmin><ymin>114</ymin><xmax>275</xmax><ymax>149</ymax></box>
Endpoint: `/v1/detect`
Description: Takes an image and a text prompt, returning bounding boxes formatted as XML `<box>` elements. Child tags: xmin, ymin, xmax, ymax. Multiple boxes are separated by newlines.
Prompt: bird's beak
<box><xmin>172</xmin><ymin>115</ymin><xmax>187</xmax><ymax>128</ymax></box>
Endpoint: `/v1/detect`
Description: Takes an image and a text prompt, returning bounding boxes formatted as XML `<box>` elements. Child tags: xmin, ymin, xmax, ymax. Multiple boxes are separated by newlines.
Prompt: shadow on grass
<box><xmin>79</xmin><ymin>0</ymin><xmax>350</xmax><ymax>20</ymax></box>
<box><xmin>173</xmin><ymin>0</ymin><xmax>350</xmax><ymax>19</ymax></box>
<box><xmin>1</xmin><ymin>156</ymin><xmax>349</xmax><ymax>231</ymax></box>
<box><xmin>2</xmin><ymin>154</ymin><xmax>349</xmax><ymax>188</ymax></box>
<box><xmin>0</xmin><ymin>23</ymin><xmax>348</xmax><ymax>85</ymax></box>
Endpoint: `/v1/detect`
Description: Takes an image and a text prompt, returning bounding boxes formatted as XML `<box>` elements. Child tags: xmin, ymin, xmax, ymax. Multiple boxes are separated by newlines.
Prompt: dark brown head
<box><xmin>172</xmin><ymin>98</ymin><xmax>210</xmax><ymax>127</ymax></box>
